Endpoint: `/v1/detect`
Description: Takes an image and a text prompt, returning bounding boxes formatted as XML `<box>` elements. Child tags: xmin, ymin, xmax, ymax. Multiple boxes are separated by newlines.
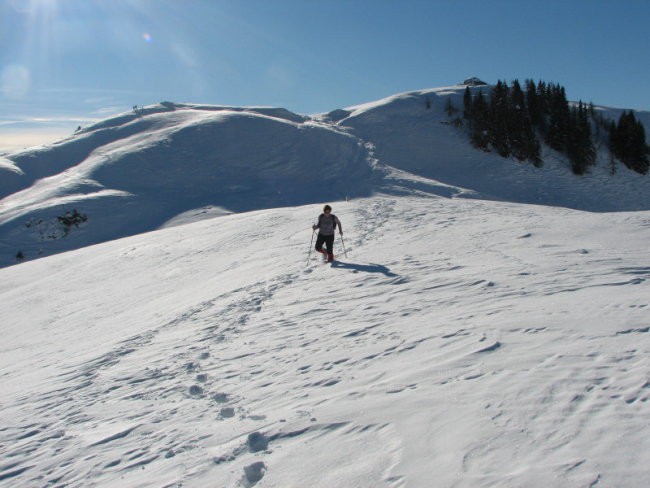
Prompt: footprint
<box><xmin>219</xmin><ymin>407</ymin><xmax>235</xmax><ymax>418</ymax></box>
<box><xmin>213</xmin><ymin>392</ymin><xmax>229</xmax><ymax>403</ymax></box>
<box><xmin>247</xmin><ymin>432</ymin><xmax>269</xmax><ymax>453</ymax></box>
<box><xmin>243</xmin><ymin>461</ymin><xmax>266</xmax><ymax>486</ymax></box>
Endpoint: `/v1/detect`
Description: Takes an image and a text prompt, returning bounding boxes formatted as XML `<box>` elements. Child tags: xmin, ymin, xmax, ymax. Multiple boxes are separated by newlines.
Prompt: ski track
<box><xmin>1</xmin><ymin>196</ymin><xmax>650</xmax><ymax>487</ymax></box>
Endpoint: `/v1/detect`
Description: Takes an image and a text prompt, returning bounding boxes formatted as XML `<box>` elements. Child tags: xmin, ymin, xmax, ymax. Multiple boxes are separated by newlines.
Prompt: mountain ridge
<box><xmin>1</xmin><ymin>84</ymin><xmax>649</xmax><ymax>266</ymax></box>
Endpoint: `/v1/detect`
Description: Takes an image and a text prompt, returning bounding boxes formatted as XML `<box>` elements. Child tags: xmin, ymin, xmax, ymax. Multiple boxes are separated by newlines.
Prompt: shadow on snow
<box><xmin>330</xmin><ymin>260</ymin><xmax>398</xmax><ymax>277</ymax></box>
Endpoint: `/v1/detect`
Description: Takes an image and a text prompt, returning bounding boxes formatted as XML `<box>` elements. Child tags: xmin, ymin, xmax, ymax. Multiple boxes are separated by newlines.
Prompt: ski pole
<box><xmin>339</xmin><ymin>233</ymin><xmax>348</xmax><ymax>258</ymax></box>
<box><xmin>307</xmin><ymin>229</ymin><xmax>316</xmax><ymax>265</ymax></box>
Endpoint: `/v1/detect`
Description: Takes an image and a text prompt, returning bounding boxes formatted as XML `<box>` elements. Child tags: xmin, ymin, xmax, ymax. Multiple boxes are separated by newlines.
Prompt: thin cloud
<box><xmin>0</xmin><ymin>116</ymin><xmax>99</xmax><ymax>127</ymax></box>
<box><xmin>0</xmin><ymin>129</ymin><xmax>73</xmax><ymax>153</ymax></box>
<box><xmin>0</xmin><ymin>116</ymin><xmax>100</xmax><ymax>153</ymax></box>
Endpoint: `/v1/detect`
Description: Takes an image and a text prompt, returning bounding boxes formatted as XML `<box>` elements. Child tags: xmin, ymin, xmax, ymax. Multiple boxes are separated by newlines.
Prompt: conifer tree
<box><xmin>524</xmin><ymin>123</ymin><xmax>543</xmax><ymax>167</ymax></box>
<box><xmin>535</xmin><ymin>80</ymin><xmax>550</xmax><ymax>132</ymax></box>
<box><xmin>489</xmin><ymin>80</ymin><xmax>511</xmax><ymax>157</ymax></box>
<box><xmin>545</xmin><ymin>84</ymin><xmax>570</xmax><ymax>153</ymax></box>
<box><xmin>508</xmin><ymin>80</ymin><xmax>526</xmax><ymax>160</ymax></box>
<box><xmin>580</xmin><ymin>102</ymin><xmax>596</xmax><ymax>171</ymax></box>
<box><xmin>506</xmin><ymin>80</ymin><xmax>541</xmax><ymax>165</ymax></box>
<box><xmin>470</xmin><ymin>89</ymin><xmax>490</xmax><ymax>150</ymax></box>
<box><xmin>525</xmin><ymin>79</ymin><xmax>542</xmax><ymax>127</ymax></box>
<box><xmin>463</xmin><ymin>86</ymin><xmax>472</xmax><ymax>120</ymax></box>
<box><xmin>567</xmin><ymin>101</ymin><xmax>595</xmax><ymax>175</ymax></box>
<box><xmin>610</xmin><ymin>111</ymin><xmax>649</xmax><ymax>174</ymax></box>
<box><xmin>630</xmin><ymin>117</ymin><xmax>649</xmax><ymax>174</ymax></box>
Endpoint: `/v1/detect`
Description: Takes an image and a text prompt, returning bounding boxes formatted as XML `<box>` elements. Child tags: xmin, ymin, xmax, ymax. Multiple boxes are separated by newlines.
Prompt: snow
<box><xmin>0</xmin><ymin>156</ymin><xmax>22</xmax><ymax>175</ymax></box>
<box><xmin>0</xmin><ymin>104</ymin><xmax>373</xmax><ymax>266</ymax></box>
<box><xmin>1</xmin><ymin>86</ymin><xmax>650</xmax><ymax>486</ymax></box>
<box><xmin>339</xmin><ymin>88</ymin><xmax>650</xmax><ymax>212</ymax></box>
<box><xmin>1</xmin><ymin>87</ymin><xmax>649</xmax><ymax>267</ymax></box>
<box><xmin>1</xmin><ymin>195</ymin><xmax>649</xmax><ymax>487</ymax></box>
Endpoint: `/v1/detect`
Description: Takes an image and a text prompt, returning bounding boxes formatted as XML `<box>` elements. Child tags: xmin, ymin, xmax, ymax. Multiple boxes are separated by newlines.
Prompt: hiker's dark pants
<box><xmin>315</xmin><ymin>233</ymin><xmax>335</xmax><ymax>255</ymax></box>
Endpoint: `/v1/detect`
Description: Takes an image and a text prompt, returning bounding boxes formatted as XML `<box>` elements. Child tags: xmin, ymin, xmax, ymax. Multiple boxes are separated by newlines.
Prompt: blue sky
<box><xmin>1</xmin><ymin>0</ymin><xmax>649</xmax><ymax>151</ymax></box>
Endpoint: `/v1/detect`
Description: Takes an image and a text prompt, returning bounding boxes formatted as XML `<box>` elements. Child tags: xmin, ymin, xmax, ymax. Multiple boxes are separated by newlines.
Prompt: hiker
<box><xmin>312</xmin><ymin>205</ymin><xmax>343</xmax><ymax>262</ymax></box>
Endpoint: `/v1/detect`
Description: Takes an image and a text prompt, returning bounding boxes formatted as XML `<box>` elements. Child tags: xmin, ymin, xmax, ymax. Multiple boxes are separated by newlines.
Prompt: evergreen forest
<box><xmin>461</xmin><ymin>80</ymin><xmax>649</xmax><ymax>175</ymax></box>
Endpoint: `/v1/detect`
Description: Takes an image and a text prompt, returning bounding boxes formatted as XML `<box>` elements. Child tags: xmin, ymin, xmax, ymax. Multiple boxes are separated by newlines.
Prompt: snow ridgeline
<box><xmin>1</xmin><ymin>88</ymin><xmax>650</xmax><ymax>267</ymax></box>
<box><xmin>0</xmin><ymin>195</ymin><xmax>649</xmax><ymax>487</ymax></box>
<box><xmin>0</xmin><ymin>102</ymin><xmax>373</xmax><ymax>267</ymax></box>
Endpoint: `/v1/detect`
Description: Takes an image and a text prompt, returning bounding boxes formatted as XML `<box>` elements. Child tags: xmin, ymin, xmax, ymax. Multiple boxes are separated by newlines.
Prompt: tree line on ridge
<box><xmin>459</xmin><ymin>79</ymin><xmax>649</xmax><ymax>175</ymax></box>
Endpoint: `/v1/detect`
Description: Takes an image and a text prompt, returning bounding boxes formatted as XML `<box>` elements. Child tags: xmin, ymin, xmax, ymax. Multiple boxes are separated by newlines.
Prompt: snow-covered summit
<box><xmin>0</xmin><ymin>103</ymin><xmax>373</xmax><ymax>266</ymax></box>
<box><xmin>1</xmin><ymin>86</ymin><xmax>649</xmax><ymax>266</ymax></box>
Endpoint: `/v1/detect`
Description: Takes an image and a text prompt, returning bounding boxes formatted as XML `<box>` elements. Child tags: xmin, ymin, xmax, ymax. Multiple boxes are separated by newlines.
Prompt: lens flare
<box><xmin>142</xmin><ymin>33</ymin><xmax>153</xmax><ymax>43</ymax></box>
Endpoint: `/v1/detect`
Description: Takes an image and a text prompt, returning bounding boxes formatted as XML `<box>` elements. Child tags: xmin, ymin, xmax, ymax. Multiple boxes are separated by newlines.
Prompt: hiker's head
<box><xmin>323</xmin><ymin>205</ymin><xmax>332</xmax><ymax>214</ymax></box>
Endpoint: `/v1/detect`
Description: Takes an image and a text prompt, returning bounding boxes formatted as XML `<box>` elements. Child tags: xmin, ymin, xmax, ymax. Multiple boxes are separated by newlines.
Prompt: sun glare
<box><xmin>4</xmin><ymin>0</ymin><xmax>210</xmax><ymax>113</ymax></box>
<box><xmin>10</xmin><ymin>0</ymin><xmax>59</xmax><ymax>16</ymax></box>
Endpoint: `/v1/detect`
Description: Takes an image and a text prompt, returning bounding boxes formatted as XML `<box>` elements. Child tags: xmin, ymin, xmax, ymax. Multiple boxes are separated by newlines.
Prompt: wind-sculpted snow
<box><xmin>1</xmin><ymin>196</ymin><xmax>649</xmax><ymax>487</ymax></box>
<box><xmin>0</xmin><ymin>103</ymin><xmax>309</xmax><ymax>199</ymax></box>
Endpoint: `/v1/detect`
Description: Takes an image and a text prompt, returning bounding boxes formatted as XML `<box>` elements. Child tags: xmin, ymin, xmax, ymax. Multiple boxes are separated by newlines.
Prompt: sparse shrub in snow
<box><xmin>25</xmin><ymin>209</ymin><xmax>88</xmax><ymax>241</ymax></box>
<box><xmin>57</xmin><ymin>209</ymin><xmax>88</xmax><ymax>236</ymax></box>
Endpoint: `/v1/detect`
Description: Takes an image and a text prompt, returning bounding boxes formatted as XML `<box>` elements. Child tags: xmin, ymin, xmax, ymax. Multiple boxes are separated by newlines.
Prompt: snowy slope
<box><xmin>1</xmin><ymin>195</ymin><xmax>649</xmax><ymax>487</ymax></box>
<box><xmin>2</xmin><ymin>86</ymin><xmax>650</xmax><ymax>267</ymax></box>
<box><xmin>0</xmin><ymin>103</ymin><xmax>373</xmax><ymax>266</ymax></box>
<box><xmin>334</xmin><ymin>87</ymin><xmax>650</xmax><ymax>211</ymax></box>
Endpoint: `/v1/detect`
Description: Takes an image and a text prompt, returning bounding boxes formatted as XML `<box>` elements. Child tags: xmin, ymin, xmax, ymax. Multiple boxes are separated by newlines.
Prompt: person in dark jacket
<box><xmin>312</xmin><ymin>204</ymin><xmax>343</xmax><ymax>262</ymax></box>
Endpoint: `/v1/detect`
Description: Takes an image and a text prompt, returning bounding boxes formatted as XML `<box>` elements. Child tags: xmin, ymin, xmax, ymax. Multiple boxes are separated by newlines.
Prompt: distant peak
<box><xmin>462</xmin><ymin>77</ymin><xmax>488</xmax><ymax>86</ymax></box>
